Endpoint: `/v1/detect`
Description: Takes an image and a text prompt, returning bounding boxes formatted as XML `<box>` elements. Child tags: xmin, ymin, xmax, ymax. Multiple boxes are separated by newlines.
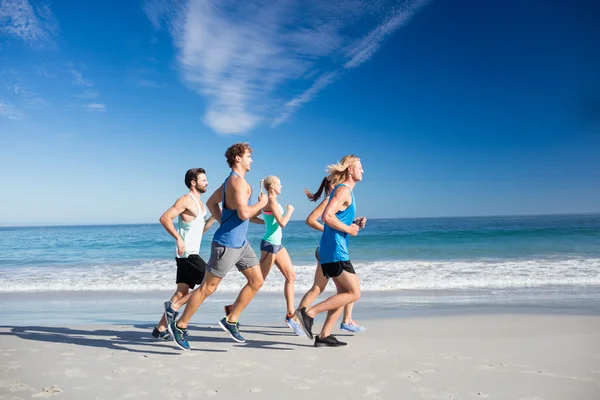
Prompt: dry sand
<box><xmin>0</xmin><ymin>314</ymin><xmax>598</xmax><ymax>399</ymax></box>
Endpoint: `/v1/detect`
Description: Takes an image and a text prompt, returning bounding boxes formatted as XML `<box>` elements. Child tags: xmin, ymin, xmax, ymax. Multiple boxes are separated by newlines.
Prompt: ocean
<box><xmin>1</xmin><ymin>213</ymin><xmax>599</xmax><ymax>295</ymax></box>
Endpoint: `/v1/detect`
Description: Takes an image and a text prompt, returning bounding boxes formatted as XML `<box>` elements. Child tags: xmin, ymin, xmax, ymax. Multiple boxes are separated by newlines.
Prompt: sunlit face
<box><xmin>238</xmin><ymin>150</ymin><xmax>253</xmax><ymax>171</ymax></box>
<box><xmin>349</xmin><ymin>160</ymin><xmax>364</xmax><ymax>182</ymax></box>
<box><xmin>192</xmin><ymin>173</ymin><xmax>208</xmax><ymax>193</ymax></box>
<box><xmin>270</xmin><ymin>178</ymin><xmax>282</xmax><ymax>195</ymax></box>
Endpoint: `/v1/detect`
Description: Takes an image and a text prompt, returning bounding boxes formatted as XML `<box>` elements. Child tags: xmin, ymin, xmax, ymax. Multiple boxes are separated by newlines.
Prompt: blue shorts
<box><xmin>260</xmin><ymin>240</ymin><xmax>284</xmax><ymax>254</ymax></box>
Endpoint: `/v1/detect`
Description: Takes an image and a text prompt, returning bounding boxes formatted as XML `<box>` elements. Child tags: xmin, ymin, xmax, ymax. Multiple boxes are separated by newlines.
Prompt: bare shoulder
<box><xmin>334</xmin><ymin>185</ymin><xmax>351</xmax><ymax>197</ymax></box>
<box><xmin>176</xmin><ymin>193</ymin><xmax>193</xmax><ymax>208</ymax></box>
<box><xmin>228</xmin><ymin>174</ymin><xmax>251</xmax><ymax>196</ymax></box>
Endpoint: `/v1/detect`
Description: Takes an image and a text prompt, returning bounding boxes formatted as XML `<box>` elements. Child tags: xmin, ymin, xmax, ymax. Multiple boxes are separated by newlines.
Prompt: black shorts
<box><xmin>320</xmin><ymin>260</ymin><xmax>356</xmax><ymax>278</ymax></box>
<box><xmin>175</xmin><ymin>255</ymin><xmax>207</xmax><ymax>289</ymax></box>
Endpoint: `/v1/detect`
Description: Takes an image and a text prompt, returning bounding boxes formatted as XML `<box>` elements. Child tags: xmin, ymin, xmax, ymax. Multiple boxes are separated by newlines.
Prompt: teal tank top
<box><xmin>262</xmin><ymin>203</ymin><xmax>284</xmax><ymax>245</ymax></box>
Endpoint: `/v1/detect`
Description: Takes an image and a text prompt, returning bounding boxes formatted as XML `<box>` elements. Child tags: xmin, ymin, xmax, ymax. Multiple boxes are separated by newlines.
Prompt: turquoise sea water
<box><xmin>0</xmin><ymin>214</ymin><xmax>599</xmax><ymax>296</ymax></box>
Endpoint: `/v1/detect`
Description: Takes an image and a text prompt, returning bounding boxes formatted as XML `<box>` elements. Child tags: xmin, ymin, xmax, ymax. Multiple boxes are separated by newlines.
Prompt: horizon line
<box><xmin>1</xmin><ymin>212</ymin><xmax>599</xmax><ymax>229</ymax></box>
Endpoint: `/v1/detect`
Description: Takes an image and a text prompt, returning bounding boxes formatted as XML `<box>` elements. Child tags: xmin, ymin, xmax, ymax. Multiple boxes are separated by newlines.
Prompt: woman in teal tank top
<box><xmin>258</xmin><ymin>175</ymin><xmax>305</xmax><ymax>335</ymax></box>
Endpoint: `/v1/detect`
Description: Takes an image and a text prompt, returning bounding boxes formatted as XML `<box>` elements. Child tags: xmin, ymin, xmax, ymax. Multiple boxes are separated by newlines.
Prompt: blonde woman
<box><xmin>297</xmin><ymin>177</ymin><xmax>366</xmax><ymax>334</ymax></box>
<box><xmin>296</xmin><ymin>155</ymin><xmax>367</xmax><ymax>347</ymax></box>
<box><xmin>225</xmin><ymin>175</ymin><xmax>304</xmax><ymax>335</ymax></box>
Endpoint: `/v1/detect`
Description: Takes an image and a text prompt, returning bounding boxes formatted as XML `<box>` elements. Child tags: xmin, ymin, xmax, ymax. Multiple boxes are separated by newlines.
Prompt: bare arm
<box><xmin>159</xmin><ymin>196</ymin><xmax>189</xmax><ymax>255</ymax></box>
<box><xmin>306</xmin><ymin>197</ymin><xmax>329</xmax><ymax>232</ymax></box>
<box><xmin>206</xmin><ymin>185</ymin><xmax>223</xmax><ymax>224</ymax></box>
<box><xmin>203</xmin><ymin>215</ymin><xmax>216</xmax><ymax>233</ymax></box>
<box><xmin>269</xmin><ymin>196</ymin><xmax>294</xmax><ymax>228</ymax></box>
<box><xmin>231</xmin><ymin>177</ymin><xmax>268</xmax><ymax>220</ymax></box>
<box><xmin>322</xmin><ymin>186</ymin><xmax>359</xmax><ymax>236</ymax></box>
<box><xmin>250</xmin><ymin>216</ymin><xmax>264</xmax><ymax>224</ymax></box>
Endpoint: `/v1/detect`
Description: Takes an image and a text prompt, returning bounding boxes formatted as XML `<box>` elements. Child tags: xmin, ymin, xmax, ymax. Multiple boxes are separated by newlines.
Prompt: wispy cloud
<box><xmin>74</xmin><ymin>90</ymin><xmax>99</xmax><ymax>99</ymax></box>
<box><xmin>68</xmin><ymin>64</ymin><xmax>94</xmax><ymax>87</ymax></box>
<box><xmin>0</xmin><ymin>97</ymin><xmax>24</xmax><ymax>119</ymax></box>
<box><xmin>144</xmin><ymin>0</ymin><xmax>429</xmax><ymax>135</ymax></box>
<box><xmin>0</xmin><ymin>0</ymin><xmax>58</xmax><ymax>46</ymax></box>
<box><xmin>276</xmin><ymin>0</ymin><xmax>430</xmax><ymax>126</ymax></box>
<box><xmin>1</xmin><ymin>67</ymin><xmax>48</xmax><ymax>110</ymax></box>
<box><xmin>83</xmin><ymin>102</ymin><xmax>106</xmax><ymax>112</ymax></box>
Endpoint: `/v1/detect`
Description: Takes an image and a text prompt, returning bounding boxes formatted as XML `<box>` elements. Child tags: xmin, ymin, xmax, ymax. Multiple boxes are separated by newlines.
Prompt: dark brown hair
<box><xmin>304</xmin><ymin>177</ymin><xmax>331</xmax><ymax>202</ymax></box>
<box><xmin>184</xmin><ymin>168</ymin><xmax>206</xmax><ymax>189</ymax></box>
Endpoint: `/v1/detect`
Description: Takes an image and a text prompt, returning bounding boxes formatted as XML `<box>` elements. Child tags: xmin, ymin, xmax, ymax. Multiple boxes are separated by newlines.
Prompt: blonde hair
<box><xmin>326</xmin><ymin>155</ymin><xmax>360</xmax><ymax>186</ymax></box>
<box><xmin>263</xmin><ymin>175</ymin><xmax>279</xmax><ymax>192</ymax></box>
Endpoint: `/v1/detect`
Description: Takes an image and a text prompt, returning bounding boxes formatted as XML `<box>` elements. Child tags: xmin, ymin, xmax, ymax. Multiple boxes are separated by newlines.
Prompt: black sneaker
<box><xmin>151</xmin><ymin>327</ymin><xmax>171</xmax><ymax>340</ymax></box>
<box><xmin>295</xmin><ymin>307</ymin><xmax>314</xmax><ymax>339</ymax></box>
<box><xmin>314</xmin><ymin>335</ymin><xmax>347</xmax><ymax>347</ymax></box>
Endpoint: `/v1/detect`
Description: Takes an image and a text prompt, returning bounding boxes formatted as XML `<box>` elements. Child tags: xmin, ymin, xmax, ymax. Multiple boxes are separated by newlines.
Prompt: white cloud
<box><xmin>0</xmin><ymin>97</ymin><xmax>23</xmax><ymax>119</ymax></box>
<box><xmin>84</xmin><ymin>102</ymin><xmax>106</xmax><ymax>111</ymax></box>
<box><xmin>68</xmin><ymin>65</ymin><xmax>94</xmax><ymax>87</ymax></box>
<box><xmin>0</xmin><ymin>0</ymin><xmax>58</xmax><ymax>45</ymax></box>
<box><xmin>1</xmin><ymin>67</ymin><xmax>48</xmax><ymax>109</ymax></box>
<box><xmin>144</xmin><ymin>0</ymin><xmax>430</xmax><ymax>135</ymax></box>
<box><xmin>74</xmin><ymin>90</ymin><xmax>99</xmax><ymax>99</ymax></box>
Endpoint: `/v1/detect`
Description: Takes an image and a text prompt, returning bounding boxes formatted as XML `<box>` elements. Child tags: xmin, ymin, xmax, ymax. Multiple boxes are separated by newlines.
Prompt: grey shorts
<box><xmin>260</xmin><ymin>240</ymin><xmax>284</xmax><ymax>255</ymax></box>
<box><xmin>207</xmin><ymin>241</ymin><xmax>259</xmax><ymax>278</ymax></box>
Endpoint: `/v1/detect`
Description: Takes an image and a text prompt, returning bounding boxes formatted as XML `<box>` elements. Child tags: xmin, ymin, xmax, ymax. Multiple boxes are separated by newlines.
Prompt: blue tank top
<box><xmin>319</xmin><ymin>184</ymin><xmax>356</xmax><ymax>263</ymax></box>
<box><xmin>213</xmin><ymin>172</ymin><xmax>249</xmax><ymax>248</ymax></box>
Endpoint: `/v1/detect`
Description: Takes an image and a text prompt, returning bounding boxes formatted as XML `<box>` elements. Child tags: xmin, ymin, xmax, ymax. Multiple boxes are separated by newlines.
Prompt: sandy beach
<box><xmin>1</xmin><ymin>313</ymin><xmax>598</xmax><ymax>400</ymax></box>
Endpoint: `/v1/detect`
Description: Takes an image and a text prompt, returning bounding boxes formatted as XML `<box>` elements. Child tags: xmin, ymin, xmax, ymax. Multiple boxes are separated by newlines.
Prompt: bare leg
<box><xmin>319</xmin><ymin>278</ymin><xmax>349</xmax><ymax>338</ymax></box>
<box><xmin>259</xmin><ymin>251</ymin><xmax>276</xmax><ymax>280</ymax></box>
<box><xmin>307</xmin><ymin>271</ymin><xmax>361</xmax><ymax>319</ymax></box>
<box><xmin>157</xmin><ymin>283</ymin><xmax>189</xmax><ymax>331</ymax></box>
<box><xmin>176</xmin><ymin>272</ymin><xmax>221</xmax><ymax>329</ymax></box>
<box><xmin>227</xmin><ymin>265</ymin><xmax>264</xmax><ymax>322</ymax></box>
<box><xmin>342</xmin><ymin>302</ymin><xmax>354</xmax><ymax>324</ymax></box>
<box><xmin>273</xmin><ymin>248</ymin><xmax>296</xmax><ymax>316</ymax></box>
<box><xmin>299</xmin><ymin>261</ymin><xmax>328</xmax><ymax>309</ymax></box>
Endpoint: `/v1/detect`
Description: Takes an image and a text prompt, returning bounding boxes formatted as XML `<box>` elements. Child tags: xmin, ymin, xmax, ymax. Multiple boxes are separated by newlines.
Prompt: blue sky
<box><xmin>0</xmin><ymin>0</ymin><xmax>598</xmax><ymax>226</ymax></box>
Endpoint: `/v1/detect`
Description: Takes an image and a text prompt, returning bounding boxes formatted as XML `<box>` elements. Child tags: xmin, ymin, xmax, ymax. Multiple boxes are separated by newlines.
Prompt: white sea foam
<box><xmin>1</xmin><ymin>257</ymin><xmax>599</xmax><ymax>293</ymax></box>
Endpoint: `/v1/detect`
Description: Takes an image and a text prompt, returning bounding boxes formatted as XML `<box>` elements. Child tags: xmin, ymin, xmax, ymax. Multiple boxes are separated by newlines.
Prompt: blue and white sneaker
<box><xmin>285</xmin><ymin>315</ymin><xmax>306</xmax><ymax>336</ymax></box>
<box><xmin>218</xmin><ymin>317</ymin><xmax>246</xmax><ymax>343</ymax></box>
<box><xmin>151</xmin><ymin>327</ymin><xmax>171</xmax><ymax>340</ymax></box>
<box><xmin>340</xmin><ymin>320</ymin><xmax>366</xmax><ymax>333</ymax></box>
<box><xmin>167</xmin><ymin>321</ymin><xmax>190</xmax><ymax>351</ymax></box>
<box><xmin>164</xmin><ymin>301</ymin><xmax>179</xmax><ymax>326</ymax></box>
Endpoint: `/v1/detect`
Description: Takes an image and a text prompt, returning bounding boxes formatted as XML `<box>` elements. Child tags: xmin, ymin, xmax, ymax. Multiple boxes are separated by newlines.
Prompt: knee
<box><xmin>350</xmin><ymin>290</ymin><xmax>361</xmax><ymax>303</ymax></box>
<box><xmin>200</xmin><ymin>282</ymin><xmax>218</xmax><ymax>296</ymax></box>
<box><xmin>310</xmin><ymin>284</ymin><xmax>324</xmax><ymax>295</ymax></box>
<box><xmin>249</xmin><ymin>275</ymin><xmax>264</xmax><ymax>291</ymax></box>
<box><xmin>285</xmin><ymin>270</ymin><xmax>296</xmax><ymax>283</ymax></box>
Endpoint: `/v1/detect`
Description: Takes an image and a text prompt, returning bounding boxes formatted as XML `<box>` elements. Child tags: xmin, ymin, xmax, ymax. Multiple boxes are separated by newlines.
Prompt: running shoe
<box><xmin>295</xmin><ymin>307</ymin><xmax>314</xmax><ymax>340</ymax></box>
<box><xmin>314</xmin><ymin>335</ymin><xmax>347</xmax><ymax>347</ymax></box>
<box><xmin>285</xmin><ymin>315</ymin><xmax>306</xmax><ymax>336</ymax></box>
<box><xmin>164</xmin><ymin>301</ymin><xmax>179</xmax><ymax>326</ymax></box>
<box><xmin>340</xmin><ymin>320</ymin><xmax>366</xmax><ymax>333</ymax></box>
<box><xmin>151</xmin><ymin>327</ymin><xmax>171</xmax><ymax>340</ymax></box>
<box><xmin>167</xmin><ymin>321</ymin><xmax>190</xmax><ymax>351</ymax></box>
<box><xmin>218</xmin><ymin>317</ymin><xmax>246</xmax><ymax>343</ymax></box>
